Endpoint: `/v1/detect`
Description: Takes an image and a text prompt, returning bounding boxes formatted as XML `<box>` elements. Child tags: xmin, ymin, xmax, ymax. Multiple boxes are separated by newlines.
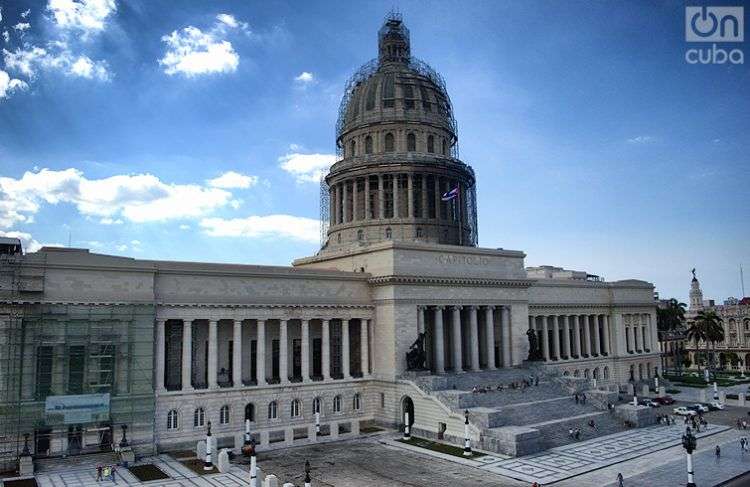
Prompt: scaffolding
<box><xmin>0</xmin><ymin>301</ymin><xmax>156</xmax><ymax>472</ymax></box>
<box><xmin>319</xmin><ymin>174</ymin><xmax>330</xmax><ymax>249</ymax></box>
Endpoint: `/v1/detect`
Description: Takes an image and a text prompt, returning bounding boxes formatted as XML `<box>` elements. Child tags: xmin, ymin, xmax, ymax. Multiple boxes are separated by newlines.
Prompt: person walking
<box><xmin>617</xmin><ymin>472</ymin><xmax>624</xmax><ymax>487</ymax></box>
<box><xmin>716</xmin><ymin>445</ymin><xmax>721</xmax><ymax>459</ymax></box>
<box><xmin>575</xmin><ymin>393</ymin><xmax>579</xmax><ymax>404</ymax></box>
<box><xmin>582</xmin><ymin>394</ymin><xmax>586</xmax><ymax>405</ymax></box>
<box><xmin>740</xmin><ymin>437</ymin><xmax>746</xmax><ymax>453</ymax></box>
<box><xmin>111</xmin><ymin>465</ymin><xmax>117</xmax><ymax>483</ymax></box>
<box><xmin>96</xmin><ymin>465</ymin><xmax>103</xmax><ymax>482</ymax></box>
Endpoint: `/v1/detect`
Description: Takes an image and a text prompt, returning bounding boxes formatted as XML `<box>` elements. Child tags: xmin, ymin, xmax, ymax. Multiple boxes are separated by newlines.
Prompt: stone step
<box><xmin>470</xmin><ymin>396</ymin><xmax>601</xmax><ymax>428</ymax></box>
<box><xmin>531</xmin><ymin>411</ymin><xmax>628</xmax><ymax>449</ymax></box>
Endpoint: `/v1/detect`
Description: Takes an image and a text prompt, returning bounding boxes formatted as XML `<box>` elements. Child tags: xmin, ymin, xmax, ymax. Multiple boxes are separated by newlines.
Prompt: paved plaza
<box><xmin>475</xmin><ymin>422</ymin><xmax>728</xmax><ymax>484</ymax></box>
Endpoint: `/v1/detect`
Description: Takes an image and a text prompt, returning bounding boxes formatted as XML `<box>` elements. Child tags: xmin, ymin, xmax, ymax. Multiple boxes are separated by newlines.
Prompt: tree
<box><xmin>657</xmin><ymin>299</ymin><xmax>687</xmax><ymax>332</ymax></box>
<box><xmin>686</xmin><ymin>321</ymin><xmax>709</xmax><ymax>371</ymax></box>
<box><xmin>690</xmin><ymin>310</ymin><xmax>724</xmax><ymax>376</ymax></box>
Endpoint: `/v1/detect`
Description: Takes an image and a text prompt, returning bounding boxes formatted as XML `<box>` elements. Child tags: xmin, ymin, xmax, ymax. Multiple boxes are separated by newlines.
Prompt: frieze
<box><xmin>368</xmin><ymin>275</ymin><xmax>534</xmax><ymax>287</ymax></box>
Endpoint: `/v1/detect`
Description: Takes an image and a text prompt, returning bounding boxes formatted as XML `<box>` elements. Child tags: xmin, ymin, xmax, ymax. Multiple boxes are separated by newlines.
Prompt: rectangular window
<box><xmin>227</xmin><ymin>340</ymin><xmax>234</xmax><ymax>385</ymax></box>
<box><xmin>250</xmin><ymin>339</ymin><xmax>257</xmax><ymax>384</ymax></box>
<box><xmin>68</xmin><ymin>345</ymin><xmax>86</xmax><ymax>394</ymax></box>
<box><xmin>272</xmin><ymin>339</ymin><xmax>280</xmax><ymax>380</ymax></box>
<box><xmin>312</xmin><ymin>338</ymin><xmax>322</xmax><ymax>377</ymax></box>
<box><xmin>292</xmin><ymin>338</ymin><xmax>302</xmax><ymax>379</ymax></box>
<box><xmin>36</xmin><ymin>346</ymin><xmax>53</xmax><ymax>399</ymax></box>
<box><xmin>89</xmin><ymin>344</ymin><xmax>115</xmax><ymax>393</ymax></box>
<box><xmin>165</xmin><ymin>322</ymin><xmax>182</xmax><ymax>391</ymax></box>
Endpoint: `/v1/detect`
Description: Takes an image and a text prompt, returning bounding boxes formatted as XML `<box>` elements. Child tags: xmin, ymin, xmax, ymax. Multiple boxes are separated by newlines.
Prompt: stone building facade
<box><xmin>0</xmin><ymin>15</ymin><xmax>659</xmax><ymax>469</ymax></box>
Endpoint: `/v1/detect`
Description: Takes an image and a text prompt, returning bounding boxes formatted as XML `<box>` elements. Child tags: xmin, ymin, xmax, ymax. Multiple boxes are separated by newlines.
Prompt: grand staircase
<box><xmin>411</xmin><ymin>365</ymin><xmax>628</xmax><ymax>456</ymax></box>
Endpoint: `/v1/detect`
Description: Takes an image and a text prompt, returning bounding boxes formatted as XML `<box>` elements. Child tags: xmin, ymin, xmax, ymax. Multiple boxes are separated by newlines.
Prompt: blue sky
<box><xmin>0</xmin><ymin>0</ymin><xmax>748</xmax><ymax>303</ymax></box>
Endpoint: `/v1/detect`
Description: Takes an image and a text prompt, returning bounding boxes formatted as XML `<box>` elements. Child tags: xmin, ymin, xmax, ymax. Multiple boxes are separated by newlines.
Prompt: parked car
<box><xmin>674</xmin><ymin>406</ymin><xmax>697</xmax><ymax>416</ymax></box>
<box><xmin>638</xmin><ymin>398</ymin><xmax>660</xmax><ymax>407</ymax></box>
<box><xmin>655</xmin><ymin>396</ymin><xmax>675</xmax><ymax>405</ymax></box>
<box><xmin>708</xmin><ymin>401</ymin><xmax>725</xmax><ymax>411</ymax></box>
<box><xmin>692</xmin><ymin>403</ymin><xmax>710</xmax><ymax>413</ymax></box>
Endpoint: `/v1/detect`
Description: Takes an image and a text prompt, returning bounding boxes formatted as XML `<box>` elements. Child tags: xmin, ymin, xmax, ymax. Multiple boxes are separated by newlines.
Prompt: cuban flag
<box><xmin>441</xmin><ymin>186</ymin><xmax>459</xmax><ymax>201</ymax></box>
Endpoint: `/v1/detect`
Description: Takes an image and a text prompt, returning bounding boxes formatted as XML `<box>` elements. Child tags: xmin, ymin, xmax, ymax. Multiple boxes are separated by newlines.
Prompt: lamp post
<box><xmin>713</xmin><ymin>381</ymin><xmax>719</xmax><ymax>401</ymax></box>
<box><xmin>244</xmin><ymin>418</ymin><xmax>252</xmax><ymax>448</ymax></box>
<box><xmin>249</xmin><ymin>438</ymin><xmax>257</xmax><ymax>487</ymax></box>
<box><xmin>315</xmin><ymin>410</ymin><xmax>320</xmax><ymax>436</ymax></box>
<box><xmin>119</xmin><ymin>424</ymin><xmax>128</xmax><ymax>448</ymax></box>
<box><xmin>304</xmin><ymin>460</ymin><xmax>311</xmax><ymax>487</ymax></box>
<box><xmin>463</xmin><ymin>409</ymin><xmax>472</xmax><ymax>457</ymax></box>
<box><xmin>682</xmin><ymin>426</ymin><xmax>697</xmax><ymax>487</ymax></box>
<box><xmin>403</xmin><ymin>410</ymin><xmax>411</xmax><ymax>441</ymax></box>
<box><xmin>204</xmin><ymin>421</ymin><xmax>213</xmax><ymax>471</ymax></box>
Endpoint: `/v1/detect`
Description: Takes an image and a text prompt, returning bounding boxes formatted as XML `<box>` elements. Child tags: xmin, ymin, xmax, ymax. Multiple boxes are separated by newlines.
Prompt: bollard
<box><xmin>249</xmin><ymin>438</ymin><xmax>258</xmax><ymax>487</ymax></box>
<box><xmin>633</xmin><ymin>395</ymin><xmax>638</xmax><ymax>407</ymax></box>
<box><xmin>204</xmin><ymin>421</ymin><xmax>213</xmax><ymax>470</ymax></box>
<box><xmin>403</xmin><ymin>411</ymin><xmax>411</xmax><ymax>440</ymax></box>
<box><xmin>315</xmin><ymin>411</ymin><xmax>320</xmax><ymax>436</ymax></box>
<box><xmin>264</xmin><ymin>474</ymin><xmax>278</xmax><ymax>487</ymax></box>
<box><xmin>304</xmin><ymin>460</ymin><xmax>312</xmax><ymax>487</ymax></box>
<box><xmin>463</xmin><ymin>410</ymin><xmax>472</xmax><ymax>456</ymax></box>
<box><xmin>245</xmin><ymin>418</ymin><xmax>252</xmax><ymax>446</ymax></box>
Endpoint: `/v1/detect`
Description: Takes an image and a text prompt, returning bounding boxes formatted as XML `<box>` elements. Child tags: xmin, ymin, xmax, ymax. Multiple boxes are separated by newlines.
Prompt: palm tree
<box><xmin>693</xmin><ymin>310</ymin><xmax>724</xmax><ymax>376</ymax></box>
<box><xmin>686</xmin><ymin>320</ymin><xmax>708</xmax><ymax>372</ymax></box>
<box><xmin>657</xmin><ymin>299</ymin><xmax>687</xmax><ymax>331</ymax></box>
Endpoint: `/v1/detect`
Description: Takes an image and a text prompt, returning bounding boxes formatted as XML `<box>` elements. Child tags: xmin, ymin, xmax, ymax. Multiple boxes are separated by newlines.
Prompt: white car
<box><xmin>692</xmin><ymin>403</ymin><xmax>710</xmax><ymax>413</ymax></box>
<box><xmin>709</xmin><ymin>401</ymin><xmax>725</xmax><ymax>411</ymax></box>
<box><xmin>674</xmin><ymin>406</ymin><xmax>697</xmax><ymax>416</ymax></box>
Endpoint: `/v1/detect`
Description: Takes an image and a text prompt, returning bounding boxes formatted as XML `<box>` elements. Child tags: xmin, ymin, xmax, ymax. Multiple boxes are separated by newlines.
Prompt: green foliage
<box><xmin>657</xmin><ymin>298</ymin><xmax>687</xmax><ymax>332</ymax></box>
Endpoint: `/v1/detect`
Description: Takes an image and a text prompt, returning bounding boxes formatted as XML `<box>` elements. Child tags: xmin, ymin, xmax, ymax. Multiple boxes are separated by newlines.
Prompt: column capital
<box><xmin>435</xmin><ymin>305</ymin><xmax>445</xmax><ymax>311</ymax></box>
<box><xmin>453</xmin><ymin>305</ymin><xmax>463</xmax><ymax>311</ymax></box>
<box><xmin>485</xmin><ymin>305</ymin><xmax>495</xmax><ymax>310</ymax></box>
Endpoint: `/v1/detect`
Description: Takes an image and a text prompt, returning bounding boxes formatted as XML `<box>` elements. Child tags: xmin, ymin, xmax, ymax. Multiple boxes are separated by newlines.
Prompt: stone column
<box><xmin>582</xmin><ymin>315</ymin><xmax>591</xmax><ymax>357</ymax></box>
<box><xmin>342</xmin><ymin>319</ymin><xmax>351</xmax><ymax>379</ymax></box>
<box><xmin>364</xmin><ymin>177</ymin><xmax>370</xmax><ymax>219</ymax></box>
<box><xmin>603</xmin><ymin>315</ymin><xmax>611</xmax><ymax>355</ymax></box>
<box><xmin>552</xmin><ymin>315</ymin><xmax>560</xmax><ymax>360</ymax></box>
<box><xmin>452</xmin><ymin>306</ymin><xmax>463</xmax><ymax>372</ymax></box>
<box><xmin>502</xmin><ymin>306</ymin><xmax>511</xmax><ymax>367</ymax></box>
<box><xmin>257</xmin><ymin>320</ymin><xmax>266</xmax><ymax>386</ymax></box>
<box><xmin>233</xmin><ymin>319</ymin><xmax>242</xmax><ymax>387</ymax></box>
<box><xmin>279</xmin><ymin>319</ymin><xmax>289</xmax><ymax>384</ymax></box>
<box><xmin>342</xmin><ymin>181</ymin><xmax>349</xmax><ymax>223</ymax></box>
<box><xmin>378</xmin><ymin>175</ymin><xmax>385</xmax><ymax>219</ymax></box>
<box><xmin>434</xmin><ymin>307</ymin><xmax>445</xmax><ymax>374</ymax></box>
<box><xmin>592</xmin><ymin>315</ymin><xmax>601</xmax><ymax>356</ymax></box>
<box><xmin>573</xmin><ymin>315</ymin><xmax>581</xmax><ymax>357</ymax></box>
<box><xmin>329</xmin><ymin>186</ymin><xmax>336</xmax><ymax>226</ymax></box>
<box><xmin>354</xmin><ymin>178</ymin><xmax>360</xmax><ymax>221</ymax></box>
<box><xmin>469</xmin><ymin>306</ymin><xmax>480</xmax><ymax>371</ymax></box>
<box><xmin>562</xmin><ymin>315</ymin><xmax>571</xmax><ymax>359</ymax></box>
<box><xmin>334</xmin><ymin>184</ymin><xmax>340</xmax><ymax>224</ymax></box>
<box><xmin>421</xmin><ymin>175</ymin><xmax>428</xmax><ymax>218</ymax></box>
<box><xmin>156</xmin><ymin>319</ymin><xmax>166</xmax><ymax>392</ymax></box>
<box><xmin>407</xmin><ymin>173</ymin><xmax>414</xmax><ymax>218</ymax></box>
<box><xmin>625</xmin><ymin>326</ymin><xmax>632</xmax><ymax>353</ymax></box>
<box><xmin>360</xmin><ymin>319</ymin><xmax>369</xmax><ymax>376</ymax></box>
<box><xmin>208</xmin><ymin>320</ymin><xmax>218</xmax><ymax>389</ymax></box>
<box><xmin>541</xmin><ymin>316</ymin><xmax>550</xmax><ymax>361</ymax></box>
<box><xmin>322</xmin><ymin>319</ymin><xmax>331</xmax><ymax>380</ymax></box>
<box><xmin>634</xmin><ymin>321</ymin><xmax>641</xmax><ymax>352</ymax></box>
<box><xmin>434</xmin><ymin>176</ymin><xmax>442</xmax><ymax>220</ymax></box>
<box><xmin>182</xmin><ymin>320</ymin><xmax>193</xmax><ymax>390</ymax></box>
<box><xmin>485</xmin><ymin>306</ymin><xmax>496</xmax><ymax>370</ymax></box>
<box><xmin>392</xmin><ymin>174</ymin><xmax>399</xmax><ymax>218</ymax></box>
<box><xmin>417</xmin><ymin>306</ymin><xmax>424</xmax><ymax>334</ymax></box>
<box><xmin>301</xmin><ymin>319</ymin><xmax>310</xmax><ymax>383</ymax></box>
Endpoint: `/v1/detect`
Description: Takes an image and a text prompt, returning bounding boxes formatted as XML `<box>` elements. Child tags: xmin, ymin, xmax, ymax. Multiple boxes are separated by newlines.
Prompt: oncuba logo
<box><xmin>685</xmin><ymin>6</ymin><xmax>744</xmax><ymax>64</ymax></box>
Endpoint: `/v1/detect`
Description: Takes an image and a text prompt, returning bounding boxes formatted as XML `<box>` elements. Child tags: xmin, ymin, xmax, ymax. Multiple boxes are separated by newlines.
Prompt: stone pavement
<box><xmin>28</xmin><ymin>454</ymin><xmax>251</xmax><ymax>487</ymax></box>
<box><xmin>600</xmin><ymin>435</ymin><xmax>750</xmax><ymax>487</ymax></box>
<box><xmin>476</xmin><ymin>422</ymin><xmax>728</xmax><ymax>484</ymax></box>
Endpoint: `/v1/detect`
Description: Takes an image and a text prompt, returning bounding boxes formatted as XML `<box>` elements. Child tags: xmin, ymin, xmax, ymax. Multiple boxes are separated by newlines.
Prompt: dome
<box><xmin>335</xmin><ymin>16</ymin><xmax>458</xmax><ymax>154</ymax></box>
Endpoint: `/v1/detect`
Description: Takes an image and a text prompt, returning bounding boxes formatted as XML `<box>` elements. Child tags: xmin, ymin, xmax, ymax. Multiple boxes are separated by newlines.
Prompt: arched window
<box><xmin>353</xmin><ymin>393</ymin><xmax>361</xmax><ymax>411</ymax></box>
<box><xmin>563</xmin><ymin>371</ymin><xmax>570</xmax><ymax>376</ymax></box>
<box><xmin>245</xmin><ymin>403</ymin><xmax>255</xmax><ymax>422</ymax></box>
<box><xmin>219</xmin><ymin>405</ymin><xmax>230</xmax><ymax>425</ymax></box>
<box><xmin>349</xmin><ymin>140</ymin><xmax>356</xmax><ymax>157</ymax></box>
<box><xmin>167</xmin><ymin>409</ymin><xmax>178</xmax><ymax>430</ymax></box>
<box><xmin>385</xmin><ymin>227</ymin><xmax>392</xmax><ymax>239</ymax></box>
<box><xmin>365</xmin><ymin>80</ymin><xmax>378</xmax><ymax>110</ymax></box>
<box><xmin>337</xmin><ymin>233</ymin><xmax>341</xmax><ymax>243</ymax></box>
<box><xmin>573</xmin><ymin>370</ymin><xmax>580</xmax><ymax>377</ymax></box>
<box><xmin>193</xmin><ymin>407</ymin><xmax>205</xmax><ymax>427</ymax></box>
<box><xmin>420</xmin><ymin>86</ymin><xmax>431</xmax><ymax>112</ymax></box>
<box><xmin>638</xmin><ymin>363</ymin><xmax>644</xmax><ymax>380</ymax></box>
<box><xmin>312</xmin><ymin>397</ymin><xmax>321</xmax><ymax>415</ymax></box>
<box><xmin>442</xmin><ymin>138</ymin><xmax>447</xmax><ymax>155</ymax></box>
<box><xmin>604</xmin><ymin>366</ymin><xmax>610</xmax><ymax>380</ymax></box>
<box><xmin>407</xmin><ymin>133</ymin><xmax>416</xmax><ymax>152</ymax></box>
<box><xmin>385</xmin><ymin>133</ymin><xmax>395</xmax><ymax>152</ymax></box>
<box><xmin>583</xmin><ymin>369</ymin><xmax>590</xmax><ymax>379</ymax></box>
<box><xmin>365</xmin><ymin>136</ymin><xmax>373</xmax><ymax>154</ymax></box>
<box><xmin>357</xmin><ymin>229</ymin><xmax>364</xmax><ymax>241</ymax></box>
<box><xmin>333</xmin><ymin>395</ymin><xmax>342</xmax><ymax>413</ymax></box>
<box><xmin>427</xmin><ymin>135</ymin><xmax>434</xmax><ymax>153</ymax></box>
<box><xmin>593</xmin><ymin>368</ymin><xmax>599</xmax><ymax>380</ymax></box>
<box><xmin>268</xmin><ymin>401</ymin><xmax>277</xmax><ymax>420</ymax></box>
<box><xmin>291</xmin><ymin>399</ymin><xmax>301</xmax><ymax>418</ymax></box>
<box><xmin>416</xmin><ymin>227</ymin><xmax>423</xmax><ymax>238</ymax></box>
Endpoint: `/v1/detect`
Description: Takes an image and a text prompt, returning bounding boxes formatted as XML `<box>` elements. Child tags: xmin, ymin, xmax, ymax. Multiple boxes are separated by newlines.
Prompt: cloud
<box><xmin>0</xmin><ymin>230</ymin><xmax>42</xmax><ymax>252</ymax></box>
<box><xmin>3</xmin><ymin>42</ymin><xmax>111</xmax><ymax>81</ymax></box>
<box><xmin>207</xmin><ymin>171</ymin><xmax>258</xmax><ymax>189</ymax></box>
<box><xmin>13</xmin><ymin>23</ymin><xmax>31</xmax><ymax>33</ymax></box>
<box><xmin>3</xmin><ymin>31</ymin><xmax>9</xmax><ymax>43</ymax></box>
<box><xmin>0</xmin><ymin>168</ymin><xmax>234</xmax><ymax>228</ymax></box>
<box><xmin>179</xmin><ymin>224</ymin><xmax>190</xmax><ymax>230</ymax></box>
<box><xmin>278</xmin><ymin>152</ymin><xmax>337</xmax><ymax>184</ymax></box>
<box><xmin>99</xmin><ymin>217</ymin><xmax>123</xmax><ymax>225</ymax></box>
<box><xmin>200</xmin><ymin>215</ymin><xmax>320</xmax><ymax>243</ymax></box>
<box><xmin>294</xmin><ymin>71</ymin><xmax>314</xmax><ymax>83</ymax></box>
<box><xmin>21</xmin><ymin>9</ymin><xmax>31</xmax><ymax>19</ymax></box>
<box><xmin>159</xmin><ymin>15</ymin><xmax>248</xmax><ymax>77</ymax></box>
<box><xmin>627</xmin><ymin>135</ymin><xmax>655</xmax><ymax>144</ymax></box>
<box><xmin>47</xmin><ymin>0</ymin><xmax>117</xmax><ymax>35</ymax></box>
<box><xmin>0</xmin><ymin>69</ymin><xmax>28</xmax><ymax>99</ymax></box>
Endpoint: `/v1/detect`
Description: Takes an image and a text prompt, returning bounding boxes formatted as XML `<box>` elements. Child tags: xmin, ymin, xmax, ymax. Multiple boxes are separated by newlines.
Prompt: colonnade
<box><xmin>417</xmin><ymin>304</ymin><xmax>513</xmax><ymax>374</ymax></box>
<box><xmin>528</xmin><ymin>314</ymin><xmax>612</xmax><ymax>361</ymax></box>
<box><xmin>624</xmin><ymin>313</ymin><xmax>654</xmax><ymax>353</ymax></box>
<box><xmin>155</xmin><ymin>317</ymin><xmax>371</xmax><ymax>393</ymax></box>
<box><xmin>329</xmin><ymin>173</ymin><xmax>464</xmax><ymax>225</ymax></box>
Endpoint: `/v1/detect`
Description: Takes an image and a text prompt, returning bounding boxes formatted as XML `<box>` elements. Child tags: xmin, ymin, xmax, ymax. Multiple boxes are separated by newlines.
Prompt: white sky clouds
<box><xmin>0</xmin><ymin>168</ymin><xmax>234</xmax><ymax>228</ymax></box>
<box><xmin>627</xmin><ymin>135</ymin><xmax>655</xmax><ymax>144</ymax></box>
<box><xmin>0</xmin><ymin>69</ymin><xmax>28</xmax><ymax>99</ymax></box>
<box><xmin>3</xmin><ymin>42</ymin><xmax>111</xmax><ymax>81</ymax></box>
<box><xmin>278</xmin><ymin>152</ymin><xmax>337</xmax><ymax>184</ymax></box>
<box><xmin>294</xmin><ymin>71</ymin><xmax>314</xmax><ymax>83</ymax></box>
<box><xmin>207</xmin><ymin>171</ymin><xmax>258</xmax><ymax>189</ymax></box>
<box><xmin>200</xmin><ymin>215</ymin><xmax>320</xmax><ymax>243</ymax></box>
<box><xmin>47</xmin><ymin>0</ymin><xmax>117</xmax><ymax>35</ymax></box>
<box><xmin>159</xmin><ymin>14</ymin><xmax>248</xmax><ymax>77</ymax></box>
<box><xmin>0</xmin><ymin>230</ymin><xmax>43</xmax><ymax>253</ymax></box>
